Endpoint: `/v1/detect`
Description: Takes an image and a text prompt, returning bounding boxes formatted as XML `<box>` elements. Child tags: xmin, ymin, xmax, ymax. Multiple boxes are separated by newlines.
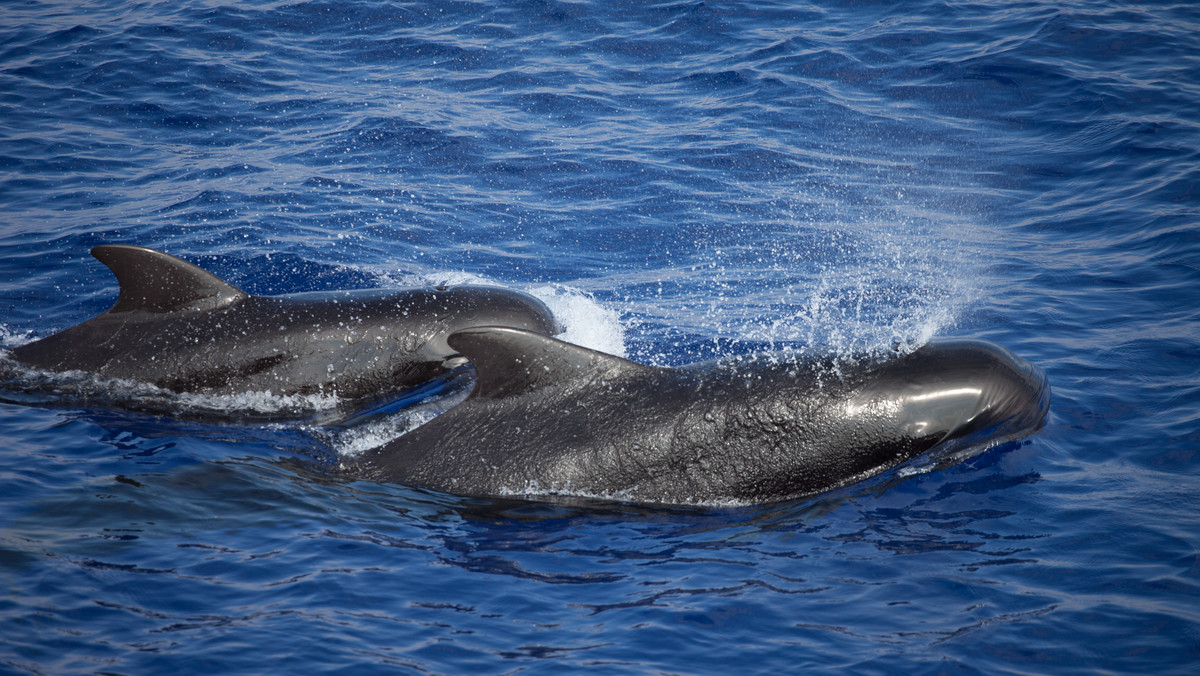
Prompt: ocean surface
<box><xmin>1</xmin><ymin>0</ymin><xmax>1198</xmax><ymax>673</ymax></box>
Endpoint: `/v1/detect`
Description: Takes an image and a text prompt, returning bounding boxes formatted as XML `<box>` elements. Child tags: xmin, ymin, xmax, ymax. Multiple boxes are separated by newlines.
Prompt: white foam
<box><xmin>362</xmin><ymin>265</ymin><xmax>628</xmax><ymax>357</ymax></box>
<box><xmin>172</xmin><ymin>388</ymin><xmax>345</xmax><ymax>418</ymax></box>
<box><xmin>326</xmin><ymin>408</ymin><xmax>439</xmax><ymax>458</ymax></box>
<box><xmin>0</xmin><ymin>324</ymin><xmax>35</xmax><ymax>349</ymax></box>
<box><xmin>495</xmin><ymin>478</ymin><xmax>637</xmax><ymax>504</ymax></box>
<box><xmin>528</xmin><ymin>284</ymin><xmax>626</xmax><ymax>357</ymax></box>
<box><xmin>494</xmin><ymin>478</ymin><xmax>766</xmax><ymax>508</ymax></box>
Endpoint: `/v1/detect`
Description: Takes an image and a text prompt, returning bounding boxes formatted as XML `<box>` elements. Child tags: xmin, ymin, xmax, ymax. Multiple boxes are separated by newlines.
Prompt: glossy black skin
<box><xmin>10</xmin><ymin>246</ymin><xmax>559</xmax><ymax>401</ymax></box>
<box><xmin>354</xmin><ymin>327</ymin><xmax>1049</xmax><ymax>505</ymax></box>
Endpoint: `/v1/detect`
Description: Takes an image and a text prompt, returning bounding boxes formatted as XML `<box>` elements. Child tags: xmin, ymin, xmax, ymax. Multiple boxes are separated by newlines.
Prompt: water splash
<box><xmin>528</xmin><ymin>284</ymin><xmax>626</xmax><ymax>357</ymax></box>
<box><xmin>365</xmin><ymin>265</ymin><xmax>628</xmax><ymax>356</ymax></box>
<box><xmin>617</xmin><ymin>198</ymin><xmax>980</xmax><ymax>366</ymax></box>
<box><xmin>0</xmin><ymin>325</ymin><xmax>35</xmax><ymax>350</ymax></box>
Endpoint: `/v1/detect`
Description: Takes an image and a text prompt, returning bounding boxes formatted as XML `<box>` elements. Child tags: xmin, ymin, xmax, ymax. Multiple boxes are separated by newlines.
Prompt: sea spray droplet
<box><xmin>607</xmin><ymin>199</ymin><xmax>979</xmax><ymax>366</ymax></box>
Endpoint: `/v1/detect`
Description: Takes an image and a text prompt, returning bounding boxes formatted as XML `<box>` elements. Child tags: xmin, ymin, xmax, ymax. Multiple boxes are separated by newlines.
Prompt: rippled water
<box><xmin>2</xmin><ymin>1</ymin><xmax>1198</xmax><ymax>673</ymax></box>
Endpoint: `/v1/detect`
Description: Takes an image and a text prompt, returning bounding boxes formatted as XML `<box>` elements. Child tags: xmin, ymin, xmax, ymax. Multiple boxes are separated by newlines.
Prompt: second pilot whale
<box><xmin>8</xmin><ymin>245</ymin><xmax>559</xmax><ymax>406</ymax></box>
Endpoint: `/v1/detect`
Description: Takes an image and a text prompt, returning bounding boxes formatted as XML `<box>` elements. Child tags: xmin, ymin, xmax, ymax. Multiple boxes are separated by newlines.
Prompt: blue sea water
<box><xmin>1</xmin><ymin>0</ymin><xmax>1198</xmax><ymax>673</ymax></box>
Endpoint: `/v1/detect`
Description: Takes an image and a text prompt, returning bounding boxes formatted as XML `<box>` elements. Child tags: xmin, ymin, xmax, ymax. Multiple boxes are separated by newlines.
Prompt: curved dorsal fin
<box><xmin>92</xmin><ymin>245</ymin><xmax>248</xmax><ymax>314</ymax></box>
<box><xmin>447</xmin><ymin>327</ymin><xmax>652</xmax><ymax>399</ymax></box>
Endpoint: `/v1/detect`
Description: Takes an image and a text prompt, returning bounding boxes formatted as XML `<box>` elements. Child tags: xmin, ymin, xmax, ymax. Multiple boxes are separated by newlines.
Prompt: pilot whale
<box><xmin>8</xmin><ymin>246</ymin><xmax>559</xmax><ymax>404</ymax></box>
<box><xmin>352</xmin><ymin>327</ymin><xmax>1049</xmax><ymax>505</ymax></box>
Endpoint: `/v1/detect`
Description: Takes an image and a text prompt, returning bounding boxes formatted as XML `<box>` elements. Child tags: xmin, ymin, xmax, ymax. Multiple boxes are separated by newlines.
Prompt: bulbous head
<box><xmin>692</xmin><ymin>339</ymin><xmax>1050</xmax><ymax>503</ymax></box>
<box><xmin>850</xmin><ymin>339</ymin><xmax>1050</xmax><ymax>457</ymax></box>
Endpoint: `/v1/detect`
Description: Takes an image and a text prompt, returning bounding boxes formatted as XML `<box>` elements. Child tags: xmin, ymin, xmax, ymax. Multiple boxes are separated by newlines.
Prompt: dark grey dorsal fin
<box><xmin>448</xmin><ymin>327</ymin><xmax>651</xmax><ymax>399</ymax></box>
<box><xmin>92</xmin><ymin>245</ymin><xmax>248</xmax><ymax>313</ymax></box>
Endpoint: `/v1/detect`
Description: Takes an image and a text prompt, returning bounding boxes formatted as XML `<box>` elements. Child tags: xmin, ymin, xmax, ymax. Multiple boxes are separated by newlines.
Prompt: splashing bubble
<box><xmin>616</xmin><ymin>195</ymin><xmax>980</xmax><ymax>366</ymax></box>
